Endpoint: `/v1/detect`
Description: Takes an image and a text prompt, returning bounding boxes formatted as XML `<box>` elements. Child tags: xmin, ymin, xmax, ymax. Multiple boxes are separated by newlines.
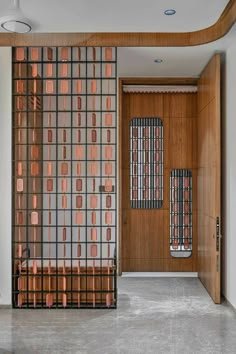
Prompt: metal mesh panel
<box><xmin>12</xmin><ymin>47</ymin><xmax>117</xmax><ymax>308</ymax></box>
<box><xmin>130</xmin><ymin>118</ymin><xmax>163</xmax><ymax>208</ymax></box>
<box><xmin>170</xmin><ymin>169</ymin><xmax>192</xmax><ymax>258</ymax></box>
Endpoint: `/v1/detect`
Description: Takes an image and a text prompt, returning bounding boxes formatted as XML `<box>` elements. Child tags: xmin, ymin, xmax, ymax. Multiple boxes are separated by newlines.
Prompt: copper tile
<box><xmin>31</xmin><ymin>146</ymin><xmax>39</xmax><ymax>159</ymax></box>
<box><xmin>75</xmin><ymin>146</ymin><xmax>83</xmax><ymax>159</ymax></box>
<box><xmin>32</xmin><ymin>195</ymin><xmax>37</xmax><ymax>209</ymax></box>
<box><xmin>90</xmin><ymin>244</ymin><xmax>97</xmax><ymax>257</ymax></box>
<box><xmin>105</xmin><ymin>113</ymin><xmax>112</xmax><ymax>126</ymax></box>
<box><xmin>92</xmin><ymin>113</ymin><xmax>96</xmax><ymax>126</ymax></box>
<box><xmin>78</xmin><ymin>47</ymin><xmax>81</xmax><ymax>61</ymax></box>
<box><xmin>107</xmin><ymin>129</ymin><xmax>111</xmax><ymax>143</ymax></box>
<box><xmin>17</xmin><ymin>178</ymin><xmax>23</xmax><ymax>192</ymax></box>
<box><xmin>91</xmin><ymin>130</ymin><xmax>97</xmax><ymax>143</ymax></box>
<box><xmin>76</xmin><ymin>179</ymin><xmax>82</xmax><ymax>192</ymax></box>
<box><xmin>105</xmin><ymin>179</ymin><xmax>113</xmax><ymax>192</ymax></box>
<box><xmin>62</xmin><ymin>146</ymin><xmax>66</xmax><ymax>159</ymax></box>
<box><xmin>77</xmin><ymin>113</ymin><xmax>81</xmax><ymax>126</ymax></box>
<box><xmin>61</xmin><ymin>63</ymin><xmax>68</xmax><ymax>77</ymax></box>
<box><xmin>63</xmin><ymin>227</ymin><xmax>67</xmax><ymax>241</ymax></box>
<box><xmin>18</xmin><ymin>244</ymin><xmax>22</xmax><ymax>257</ymax></box>
<box><xmin>90</xmin><ymin>145</ymin><xmax>98</xmax><ymax>159</ymax></box>
<box><xmin>91</xmin><ymin>228</ymin><xmax>97</xmax><ymax>241</ymax></box>
<box><xmin>106</xmin><ymin>228</ymin><xmax>111</xmax><ymax>241</ymax></box>
<box><xmin>47</xmin><ymin>48</ymin><xmax>53</xmax><ymax>61</ymax></box>
<box><xmin>91</xmin><ymin>212</ymin><xmax>96</xmax><ymax>225</ymax></box>
<box><xmin>105</xmin><ymin>146</ymin><xmax>113</xmax><ymax>160</ymax></box>
<box><xmin>31</xmin><ymin>48</ymin><xmax>39</xmax><ymax>61</ymax></box>
<box><xmin>61</xmin><ymin>80</ymin><xmax>68</xmax><ymax>94</ymax></box>
<box><xmin>76</xmin><ymin>211</ymin><xmax>83</xmax><ymax>225</ymax></box>
<box><xmin>77</xmin><ymin>244</ymin><xmax>81</xmax><ymax>258</ymax></box>
<box><xmin>33</xmin><ymin>260</ymin><xmax>37</xmax><ymax>274</ymax></box>
<box><xmin>61</xmin><ymin>47</ymin><xmax>69</xmax><ymax>61</ymax></box>
<box><xmin>77</xmin><ymin>80</ymin><xmax>82</xmax><ymax>93</ymax></box>
<box><xmin>31</xmin><ymin>211</ymin><xmax>38</xmax><ymax>225</ymax></box>
<box><xmin>77</xmin><ymin>97</ymin><xmax>82</xmax><ymax>110</ymax></box>
<box><xmin>17</xmin><ymin>162</ymin><xmax>23</xmax><ymax>176</ymax></box>
<box><xmin>105</xmin><ymin>63</ymin><xmax>112</xmax><ymax>77</ymax></box>
<box><xmin>31</xmin><ymin>162</ymin><xmax>39</xmax><ymax>176</ymax></box>
<box><xmin>46</xmin><ymin>80</ymin><xmax>54</xmax><ymax>94</ymax></box>
<box><xmin>17</xmin><ymin>97</ymin><xmax>24</xmax><ymax>110</ymax></box>
<box><xmin>77</xmin><ymin>162</ymin><xmax>82</xmax><ymax>175</ymax></box>
<box><xmin>105</xmin><ymin>211</ymin><xmax>112</xmax><ymax>225</ymax></box>
<box><xmin>46</xmin><ymin>63</ymin><xmax>53</xmax><ymax>77</ymax></box>
<box><xmin>31</xmin><ymin>63</ymin><xmax>38</xmax><ymax>78</ymax></box>
<box><xmin>47</xmin><ymin>162</ymin><xmax>53</xmax><ymax>176</ymax></box>
<box><xmin>106</xmin><ymin>195</ymin><xmax>112</xmax><ymax>208</ymax></box>
<box><xmin>105</xmin><ymin>162</ymin><xmax>112</xmax><ymax>175</ymax></box>
<box><xmin>92</xmin><ymin>47</ymin><xmax>96</xmax><ymax>61</ymax></box>
<box><xmin>61</xmin><ymin>178</ymin><xmax>67</xmax><ymax>192</ymax></box>
<box><xmin>91</xmin><ymin>80</ymin><xmax>97</xmax><ymax>94</ymax></box>
<box><xmin>105</xmin><ymin>48</ymin><xmax>112</xmax><ymax>61</ymax></box>
<box><xmin>76</xmin><ymin>196</ymin><xmax>83</xmax><ymax>209</ymax></box>
<box><xmin>62</xmin><ymin>195</ymin><xmax>67</xmax><ymax>209</ymax></box>
<box><xmin>48</xmin><ymin>129</ymin><xmax>53</xmax><ymax>142</ymax></box>
<box><xmin>16</xmin><ymin>48</ymin><xmax>25</xmax><ymax>61</ymax></box>
<box><xmin>90</xmin><ymin>162</ymin><xmax>98</xmax><ymax>176</ymax></box>
<box><xmin>61</xmin><ymin>162</ymin><xmax>68</xmax><ymax>175</ymax></box>
<box><xmin>106</xmin><ymin>96</ymin><xmax>111</xmax><ymax>110</ymax></box>
<box><xmin>90</xmin><ymin>195</ymin><xmax>98</xmax><ymax>209</ymax></box>
<box><xmin>16</xmin><ymin>80</ymin><xmax>24</xmax><ymax>93</ymax></box>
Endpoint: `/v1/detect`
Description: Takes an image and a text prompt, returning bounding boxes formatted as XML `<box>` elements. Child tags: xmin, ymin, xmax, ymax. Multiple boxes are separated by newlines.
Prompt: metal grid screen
<box><xmin>12</xmin><ymin>47</ymin><xmax>117</xmax><ymax>308</ymax></box>
<box><xmin>170</xmin><ymin>169</ymin><xmax>192</xmax><ymax>258</ymax></box>
<box><xmin>130</xmin><ymin>118</ymin><xmax>163</xmax><ymax>208</ymax></box>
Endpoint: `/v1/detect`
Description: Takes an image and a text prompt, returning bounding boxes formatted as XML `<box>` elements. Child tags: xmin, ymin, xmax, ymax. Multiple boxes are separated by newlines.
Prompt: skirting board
<box><xmin>122</xmin><ymin>272</ymin><xmax>198</xmax><ymax>277</ymax></box>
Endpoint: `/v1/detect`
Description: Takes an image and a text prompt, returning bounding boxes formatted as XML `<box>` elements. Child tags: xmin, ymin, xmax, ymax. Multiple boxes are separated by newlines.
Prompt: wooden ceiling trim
<box><xmin>0</xmin><ymin>0</ymin><xmax>235</xmax><ymax>47</ymax></box>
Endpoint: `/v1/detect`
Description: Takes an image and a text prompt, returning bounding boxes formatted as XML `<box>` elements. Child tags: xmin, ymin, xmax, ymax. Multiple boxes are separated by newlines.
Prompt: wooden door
<box><xmin>197</xmin><ymin>54</ymin><xmax>221</xmax><ymax>303</ymax></box>
<box><xmin>120</xmin><ymin>86</ymin><xmax>198</xmax><ymax>273</ymax></box>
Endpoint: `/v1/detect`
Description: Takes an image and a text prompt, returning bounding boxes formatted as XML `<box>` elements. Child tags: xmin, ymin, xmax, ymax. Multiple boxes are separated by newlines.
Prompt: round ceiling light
<box><xmin>154</xmin><ymin>59</ymin><xmax>163</xmax><ymax>63</ymax></box>
<box><xmin>164</xmin><ymin>9</ymin><xmax>176</xmax><ymax>16</ymax></box>
<box><xmin>0</xmin><ymin>0</ymin><xmax>32</xmax><ymax>33</ymax></box>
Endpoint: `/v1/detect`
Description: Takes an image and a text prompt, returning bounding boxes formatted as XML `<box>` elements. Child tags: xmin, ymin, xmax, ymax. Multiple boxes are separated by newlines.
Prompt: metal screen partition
<box><xmin>170</xmin><ymin>169</ymin><xmax>192</xmax><ymax>258</ymax></box>
<box><xmin>130</xmin><ymin>118</ymin><xmax>163</xmax><ymax>208</ymax></box>
<box><xmin>12</xmin><ymin>47</ymin><xmax>117</xmax><ymax>308</ymax></box>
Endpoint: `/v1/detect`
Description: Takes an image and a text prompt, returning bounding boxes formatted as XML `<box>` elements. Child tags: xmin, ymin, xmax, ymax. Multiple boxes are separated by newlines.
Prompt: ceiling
<box><xmin>118</xmin><ymin>23</ymin><xmax>236</xmax><ymax>77</ymax></box>
<box><xmin>0</xmin><ymin>0</ymin><xmax>235</xmax><ymax>78</ymax></box>
<box><xmin>0</xmin><ymin>0</ymin><xmax>230</xmax><ymax>33</ymax></box>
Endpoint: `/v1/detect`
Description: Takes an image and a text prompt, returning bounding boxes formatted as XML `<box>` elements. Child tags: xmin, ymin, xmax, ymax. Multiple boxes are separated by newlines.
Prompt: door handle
<box><xmin>216</xmin><ymin>216</ymin><xmax>220</xmax><ymax>252</ymax></box>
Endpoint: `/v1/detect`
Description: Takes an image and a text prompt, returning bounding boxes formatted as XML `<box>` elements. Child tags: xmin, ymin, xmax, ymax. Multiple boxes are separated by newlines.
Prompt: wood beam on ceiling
<box><xmin>0</xmin><ymin>0</ymin><xmax>235</xmax><ymax>46</ymax></box>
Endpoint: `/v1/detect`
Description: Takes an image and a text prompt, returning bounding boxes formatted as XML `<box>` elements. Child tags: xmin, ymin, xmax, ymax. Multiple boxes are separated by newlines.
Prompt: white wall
<box><xmin>222</xmin><ymin>42</ymin><xmax>236</xmax><ymax>309</ymax></box>
<box><xmin>0</xmin><ymin>47</ymin><xmax>12</xmax><ymax>305</ymax></box>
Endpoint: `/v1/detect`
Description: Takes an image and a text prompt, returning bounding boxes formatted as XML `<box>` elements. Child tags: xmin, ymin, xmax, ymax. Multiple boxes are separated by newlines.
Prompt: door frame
<box><xmin>118</xmin><ymin>77</ymin><xmax>198</xmax><ymax>275</ymax></box>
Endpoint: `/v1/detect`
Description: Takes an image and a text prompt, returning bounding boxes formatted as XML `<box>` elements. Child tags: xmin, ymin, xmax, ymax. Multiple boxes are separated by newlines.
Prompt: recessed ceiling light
<box><xmin>164</xmin><ymin>9</ymin><xmax>176</xmax><ymax>16</ymax></box>
<box><xmin>154</xmin><ymin>59</ymin><xmax>163</xmax><ymax>63</ymax></box>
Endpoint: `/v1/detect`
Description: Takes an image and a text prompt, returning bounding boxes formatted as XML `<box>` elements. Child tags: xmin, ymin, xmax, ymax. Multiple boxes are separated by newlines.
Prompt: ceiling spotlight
<box><xmin>0</xmin><ymin>0</ymin><xmax>32</xmax><ymax>33</ymax></box>
<box><xmin>164</xmin><ymin>9</ymin><xmax>176</xmax><ymax>16</ymax></box>
<box><xmin>154</xmin><ymin>59</ymin><xmax>163</xmax><ymax>63</ymax></box>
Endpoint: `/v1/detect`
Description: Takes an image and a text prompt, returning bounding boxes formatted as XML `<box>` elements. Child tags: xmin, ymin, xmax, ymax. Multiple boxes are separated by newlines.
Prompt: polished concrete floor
<box><xmin>0</xmin><ymin>277</ymin><xmax>236</xmax><ymax>354</ymax></box>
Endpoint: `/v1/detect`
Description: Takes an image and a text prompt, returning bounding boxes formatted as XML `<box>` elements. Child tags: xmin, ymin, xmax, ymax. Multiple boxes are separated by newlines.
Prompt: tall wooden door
<box><xmin>197</xmin><ymin>54</ymin><xmax>221</xmax><ymax>303</ymax></box>
<box><xmin>120</xmin><ymin>86</ymin><xmax>198</xmax><ymax>273</ymax></box>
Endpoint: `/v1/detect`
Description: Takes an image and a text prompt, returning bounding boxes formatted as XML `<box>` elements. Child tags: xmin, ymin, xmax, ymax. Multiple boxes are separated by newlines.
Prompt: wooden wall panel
<box><xmin>120</xmin><ymin>86</ymin><xmax>198</xmax><ymax>272</ymax></box>
<box><xmin>197</xmin><ymin>54</ymin><xmax>221</xmax><ymax>303</ymax></box>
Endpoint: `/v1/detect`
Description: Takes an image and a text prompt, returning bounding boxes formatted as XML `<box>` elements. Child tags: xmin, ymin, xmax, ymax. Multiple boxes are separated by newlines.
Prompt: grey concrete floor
<box><xmin>0</xmin><ymin>277</ymin><xmax>236</xmax><ymax>354</ymax></box>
